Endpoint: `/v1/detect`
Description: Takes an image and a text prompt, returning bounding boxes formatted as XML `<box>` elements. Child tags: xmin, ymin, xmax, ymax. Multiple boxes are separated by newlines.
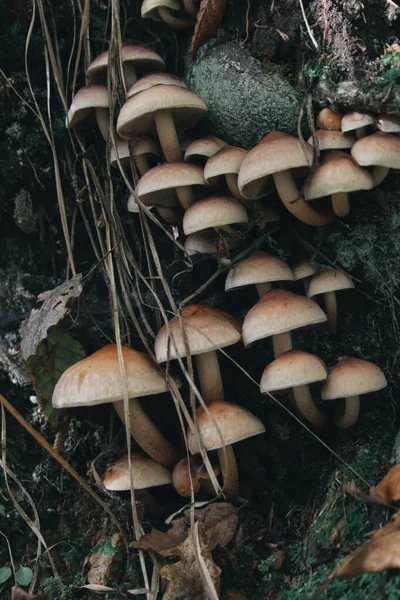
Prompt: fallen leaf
<box><xmin>87</xmin><ymin>533</ymin><xmax>124</xmax><ymax>586</ymax></box>
<box><xmin>20</xmin><ymin>274</ymin><xmax>82</xmax><ymax>361</ymax></box>
<box><xmin>160</xmin><ymin>525</ymin><xmax>221</xmax><ymax>599</ymax></box>
<box><xmin>190</xmin><ymin>0</ymin><xmax>227</xmax><ymax>60</ymax></box>
<box><xmin>345</xmin><ymin>480</ymin><xmax>389</xmax><ymax>506</ymax></box>
<box><xmin>11</xmin><ymin>588</ymin><xmax>45</xmax><ymax>600</ymax></box>
<box><xmin>374</xmin><ymin>464</ymin><xmax>400</xmax><ymax>505</ymax></box>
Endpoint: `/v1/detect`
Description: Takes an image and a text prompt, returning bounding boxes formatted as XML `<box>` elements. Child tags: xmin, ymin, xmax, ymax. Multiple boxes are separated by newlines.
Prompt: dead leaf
<box><xmin>345</xmin><ymin>480</ymin><xmax>389</xmax><ymax>506</ymax></box>
<box><xmin>11</xmin><ymin>588</ymin><xmax>45</xmax><ymax>600</ymax></box>
<box><xmin>190</xmin><ymin>0</ymin><xmax>227</xmax><ymax>60</ymax></box>
<box><xmin>374</xmin><ymin>464</ymin><xmax>400</xmax><ymax>505</ymax></box>
<box><xmin>160</xmin><ymin>525</ymin><xmax>221</xmax><ymax>599</ymax></box>
<box><xmin>87</xmin><ymin>533</ymin><xmax>124</xmax><ymax>586</ymax></box>
<box><xmin>20</xmin><ymin>274</ymin><xmax>82</xmax><ymax>361</ymax></box>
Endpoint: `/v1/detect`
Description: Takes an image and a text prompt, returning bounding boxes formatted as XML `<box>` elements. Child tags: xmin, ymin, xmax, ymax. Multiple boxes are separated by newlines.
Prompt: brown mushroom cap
<box><xmin>351</xmin><ymin>132</ymin><xmax>400</xmax><ymax>169</ymax></box>
<box><xmin>110</xmin><ymin>136</ymin><xmax>160</xmax><ymax>168</ymax></box>
<box><xmin>183</xmin><ymin>196</ymin><xmax>248</xmax><ymax>235</ymax></box>
<box><xmin>102</xmin><ymin>452</ymin><xmax>171</xmax><ymax>491</ymax></box>
<box><xmin>341</xmin><ymin>112</ymin><xmax>375</xmax><ymax>133</ymax></box>
<box><xmin>307</xmin><ymin>130</ymin><xmax>355</xmax><ymax>151</ymax></box>
<box><xmin>52</xmin><ymin>345</ymin><xmax>173</xmax><ymax>408</ymax></box>
<box><xmin>225</xmin><ymin>251</ymin><xmax>294</xmax><ymax>291</ymax></box>
<box><xmin>66</xmin><ymin>85</ymin><xmax>108</xmax><ymax>128</ymax></box>
<box><xmin>117</xmin><ymin>85</ymin><xmax>207</xmax><ymax>139</ymax></box>
<box><xmin>204</xmin><ymin>146</ymin><xmax>247</xmax><ymax>185</ymax></box>
<box><xmin>292</xmin><ymin>260</ymin><xmax>318</xmax><ymax>281</ymax></box>
<box><xmin>261</xmin><ymin>349</ymin><xmax>327</xmax><ymax>392</ymax></box>
<box><xmin>184</xmin><ymin>136</ymin><xmax>227</xmax><ymax>163</ymax></box>
<box><xmin>86</xmin><ymin>45</ymin><xmax>165</xmax><ymax>80</ymax></box>
<box><xmin>127</xmin><ymin>72</ymin><xmax>186</xmax><ymax>98</ymax></box>
<box><xmin>317</xmin><ymin>108</ymin><xmax>342</xmax><ymax>131</ymax></box>
<box><xmin>137</xmin><ymin>162</ymin><xmax>205</xmax><ymax>206</ymax></box>
<box><xmin>304</xmin><ymin>151</ymin><xmax>373</xmax><ymax>200</ymax></box>
<box><xmin>187</xmin><ymin>400</ymin><xmax>265</xmax><ymax>454</ymax></box>
<box><xmin>242</xmin><ymin>289</ymin><xmax>327</xmax><ymax>346</ymax></box>
<box><xmin>321</xmin><ymin>357</ymin><xmax>387</xmax><ymax>400</ymax></box>
<box><xmin>307</xmin><ymin>269</ymin><xmax>354</xmax><ymax>297</ymax></box>
<box><xmin>376</xmin><ymin>114</ymin><xmax>400</xmax><ymax>133</ymax></box>
<box><xmin>184</xmin><ymin>230</ymin><xmax>218</xmax><ymax>255</ymax></box>
<box><xmin>155</xmin><ymin>304</ymin><xmax>241</xmax><ymax>363</ymax></box>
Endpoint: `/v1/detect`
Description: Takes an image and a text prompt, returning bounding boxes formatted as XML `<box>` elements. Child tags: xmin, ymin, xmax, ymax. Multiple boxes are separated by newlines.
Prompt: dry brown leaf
<box><xmin>11</xmin><ymin>588</ymin><xmax>45</xmax><ymax>600</ymax></box>
<box><xmin>190</xmin><ymin>0</ymin><xmax>227</xmax><ymax>60</ymax></box>
<box><xmin>374</xmin><ymin>464</ymin><xmax>400</xmax><ymax>505</ymax></box>
<box><xmin>345</xmin><ymin>480</ymin><xmax>389</xmax><ymax>506</ymax></box>
<box><xmin>160</xmin><ymin>526</ymin><xmax>221</xmax><ymax>599</ymax></box>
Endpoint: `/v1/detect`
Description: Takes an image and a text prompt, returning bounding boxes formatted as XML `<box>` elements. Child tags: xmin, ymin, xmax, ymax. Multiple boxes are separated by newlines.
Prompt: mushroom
<box><xmin>86</xmin><ymin>45</ymin><xmax>165</xmax><ymax>88</ymax></box>
<box><xmin>110</xmin><ymin>137</ymin><xmax>161</xmax><ymax>175</ymax></box>
<box><xmin>341</xmin><ymin>112</ymin><xmax>375</xmax><ymax>140</ymax></box>
<box><xmin>137</xmin><ymin>161</ymin><xmax>206</xmax><ymax>211</ymax></box>
<box><xmin>316</xmin><ymin>108</ymin><xmax>343</xmax><ymax>131</ymax></box>
<box><xmin>307</xmin><ymin>130</ymin><xmax>355</xmax><ymax>152</ymax></box>
<box><xmin>127</xmin><ymin>72</ymin><xmax>187</xmax><ymax>98</ymax></box>
<box><xmin>238</xmin><ymin>132</ymin><xmax>335</xmax><ymax>226</ymax></box>
<box><xmin>376</xmin><ymin>114</ymin><xmax>400</xmax><ymax>134</ymax></box>
<box><xmin>102</xmin><ymin>452</ymin><xmax>171</xmax><ymax>491</ymax></box>
<box><xmin>184</xmin><ymin>136</ymin><xmax>227</xmax><ymax>165</ymax></box>
<box><xmin>117</xmin><ymin>84</ymin><xmax>207</xmax><ymax>162</ymax></box>
<box><xmin>66</xmin><ymin>85</ymin><xmax>109</xmax><ymax>140</ymax></box>
<box><xmin>185</xmin><ymin>230</ymin><xmax>218</xmax><ymax>256</ymax></box>
<box><xmin>225</xmin><ymin>251</ymin><xmax>294</xmax><ymax>298</ymax></box>
<box><xmin>292</xmin><ymin>259</ymin><xmax>318</xmax><ymax>294</ymax></box>
<box><xmin>304</xmin><ymin>151</ymin><xmax>373</xmax><ymax>217</ymax></box>
<box><xmin>261</xmin><ymin>349</ymin><xmax>328</xmax><ymax>427</ymax></box>
<box><xmin>141</xmin><ymin>0</ymin><xmax>196</xmax><ymax>28</ymax></box>
<box><xmin>52</xmin><ymin>345</ymin><xmax>181</xmax><ymax>468</ymax></box>
<box><xmin>204</xmin><ymin>146</ymin><xmax>249</xmax><ymax>201</ymax></box>
<box><xmin>128</xmin><ymin>193</ymin><xmax>181</xmax><ymax>225</ymax></box>
<box><xmin>172</xmin><ymin>455</ymin><xmax>220</xmax><ymax>496</ymax></box>
<box><xmin>183</xmin><ymin>196</ymin><xmax>248</xmax><ymax>236</ymax></box>
<box><xmin>321</xmin><ymin>357</ymin><xmax>387</xmax><ymax>429</ymax></box>
<box><xmin>351</xmin><ymin>132</ymin><xmax>400</xmax><ymax>187</ymax></box>
<box><xmin>307</xmin><ymin>269</ymin><xmax>354</xmax><ymax>334</ymax></box>
<box><xmin>242</xmin><ymin>289</ymin><xmax>327</xmax><ymax>359</ymax></box>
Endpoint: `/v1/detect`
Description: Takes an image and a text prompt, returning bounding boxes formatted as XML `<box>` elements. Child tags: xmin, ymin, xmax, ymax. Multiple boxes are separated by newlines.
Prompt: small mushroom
<box><xmin>351</xmin><ymin>132</ymin><xmax>400</xmax><ymax>186</ymax></box>
<box><xmin>321</xmin><ymin>357</ymin><xmax>387</xmax><ymax>429</ymax></box>
<box><xmin>292</xmin><ymin>259</ymin><xmax>318</xmax><ymax>294</ymax></box>
<box><xmin>184</xmin><ymin>136</ymin><xmax>227</xmax><ymax>165</ymax></box>
<box><xmin>66</xmin><ymin>85</ymin><xmax>109</xmax><ymax>140</ymax></box>
<box><xmin>127</xmin><ymin>72</ymin><xmax>187</xmax><ymax>98</ymax></box>
<box><xmin>225</xmin><ymin>251</ymin><xmax>294</xmax><ymax>298</ymax></box>
<box><xmin>316</xmin><ymin>108</ymin><xmax>343</xmax><ymax>131</ymax></box>
<box><xmin>307</xmin><ymin>269</ymin><xmax>354</xmax><ymax>334</ymax></box>
<box><xmin>376</xmin><ymin>114</ymin><xmax>400</xmax><ymax>134</ymax></box>
<box><xmin>205</xmin><ymin>146</ymin><xmax>248</xmax><ymax>201</ymax></box>
<box><xmin>261</xmin><ymin>349</ymin><xmax>328</xmax><ymax>427</ymax></box>
<box><xmin>141</xmin><ymin>0</ymin><xmax>196</xmax><ymax>28</ymax></box>
<box><xmin>172</xmin><ymin>455</ymin><xmax>220</xmax><ymax>496</ymax></box>
<box><xmin>183</xmin><ymin>196</ymin><xmax>248</xmax><ymax>236</ymax></box>
<box><xmin>341</xmin><ymin>112</ymin><xmax>375</xmax><ymax>139</ymax></box>
<box><xmin>185</xmin><ymin>230</ymin><xmax>218</xmax><ymax>256</ymax></box>
<box><xmin>307</xmin><ymin>130</ymin><xmax>355</xmax><ymax>152</ymax></box>
<box><xmin>110</xmin><ymin>137</ymin><xmax>160</xmax><ymax>175</ymax></box>
<box><xmin>102</xmin><ymin>452</ymin><xmax>171</xmax><ymax>491</ymax></box>
<box><xmin>128</xmin><ymin>193</ymin><xmax>181</xmax><ymax>225</ymax></box>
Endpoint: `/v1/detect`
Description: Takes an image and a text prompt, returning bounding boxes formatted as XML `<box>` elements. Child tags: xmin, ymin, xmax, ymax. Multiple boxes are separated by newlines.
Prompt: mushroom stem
<box><xmin>94</xmin><ymin>107</ymin><xmax>110</xmax><ymax>140</ymax></box>
<box><xmin>113</xmin><ymin>399</ymin><xmax>180</xmax><ymax>468</ymax></box>
<box><xmin>372</xmin><ymin>166</ymin><xmax>389</xmax><ymax>187</ymax></box>
<box><xmin>135</xmin><ymin>154</ymin><xmax>151</xmax><ymax>176</ymax></box>
<box><xmin>195</xmin><ymin>351</ymin><xmax>224</xmax><ymax>402</ymax></box>
<box><xmin>292</xmin><ymin>385</ymin><xmax>327</xmax><ymax>427</ymax></box>
<box><xmin>272</xmin><ymin>331</ymin><xmax>292</xmax><ymax>359</ymax></box>
<box><xmin>355</xmin><ymin>127</ymin><xmax>367</xmax><ymax>140</ymax></box>
<box><xmin>335</xmin><ymin>395</ymin><xmax>360</xmax><ymax>429</ymax></box>
<box><xmin>324</xmin><ymin>291</ymin><xmax>337</xmax><ymax>334</ymax></box>
<box><xmin>176</xmin><ymin>185</ymin><xmax>195</xmax><ymax>210</ymax></box>
<box><xmin>154</xmin><ymin>110</ymin><xmax>183</xmax><ymax>163</ymax></box>
<box><xmin>226</xmin><ymin>174</ymin><xmax>245</xmax><ymax>201</ymax></box>
<box><xmin>182</xmin><ymin>0</ymin><xmax>198</xmax><ymax>16</ymax></box>
<box><xmin>217</xmin><ymin>444</ymin><xmax>239</xmax><ymax>501</ymax></box>
<box><xmin>156</xmin><ymin>207</ymin><xmax>181</xmax><ymax>224</ymax></box>
<box><xmin>122</xmin><ymin>64</ymin><xmax>138</xmax><ymax>89</ymax></box>
<box><xmin>157</xmin><ymin>6</ymin><xmax>195</xmax><ymax>28</ymax></box>
<box><xmin>256</xmin><ymin>282</ymin><xmax>272</xmax><ymax>298</ymax></box>
<box><xmin>273</xmin><ymin>170</ymin><xmax>335</xmax><ymax>226</ymax></box>
<box><xmin>331</xmin><ymin>192</ymin><xmax>350</xmax><ymax>217</ymax></box>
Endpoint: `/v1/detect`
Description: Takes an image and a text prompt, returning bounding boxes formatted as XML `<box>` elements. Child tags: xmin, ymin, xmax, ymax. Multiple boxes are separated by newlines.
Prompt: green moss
<box><xmin>90</xmin><ymin>538</ymin><xmax>119</xmax><ymax>558</ymax></box>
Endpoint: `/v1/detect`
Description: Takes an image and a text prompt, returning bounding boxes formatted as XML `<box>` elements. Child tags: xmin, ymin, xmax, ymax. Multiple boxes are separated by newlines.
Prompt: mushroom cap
<box><xmin>183</xmin><ymin>196</ymin><xmax>248</xmax><ymax>235</ymax></box>
<box><xmin>204</xmin><ymin>146</ymin><xmax>247</xmax><ymax>184</ymax></box>
<box><xmin>137</xmin><ymin>162</ymin><xmax>205</xmax><ymax>207</ymax></box>
<box><xmin>261</xmin><ymin>349</ymin><xmax>327</xmax><ymax>393</ymax></box>
<box><xmin>341</xmin><ymin>112</ymin><xmax>375</xmax><ymax>133</ymax></box>
<box><xmin>155</xmin><ymin>304</ymin><xmax>241</xmax><ymax>362</ymax></box>
<box><xmin>117</xmin><ymin>85</ymin><xmax>207</xmax><ymax>139</ymax></box>
<box><xmin>52</xmin><ymin>344</ymin><xmax>175</xmax><ymax>408</ymax></box>
<box><xmin>304</xmin><ymin>151</ymin><xmax>373</xmax><ymax>200</ymax></box>
<box><xmin>110</xmin><ymin>136</ymin><xmax>160</xmax><ymax>167</ymax></box>
<box><xmin>292</xmin><ymin>259</ymin><xmax>318</xmax><ymax>281</ymax></box>
<box><xmin>238</xmin><ymin>132</ymin><xmax>313</xmax><ymax>200</ymax></box>
<box><xmin>307</xmin><ymin>130</ymin><xmax>355</xmax><ymax>151</ymax></box>
<box><xmin>307</xmin><ymin>269</ymin><xmax>354</xmax><ymax>297</ymax></box>
<box><xmin>127</xmin><ymin>72</ymin><xmax>186</xmax><ymax>98</ymax></box>
<box><xmin>184</xmin><ymin>136</ymin><xmax>227</xmax><ymax>163</ymax></box>
<box><xmin>102</xmin><ymin>452</ymin><xmax>171</xmax><ymax>491</ymax></box>
<box><xmin>317</xmin><ymin>108</ymin><xmax>343</xmax><ymax>131</ymax></box>
<box><xmin>351</xmin><ymin>132</ymin><xmax>400</xmax><ymax>169</ymax></box>
<box><xmin>172</xmin><ymin>458</ymin><xmax>201</xmax><ymax>496</ymax></box>
<box><xmin>86</xmin><ymin>45</ymin><xmax>165</xmax><ymax>80</ymax></box>
<box><xmin>225</xmin><ymin>251</ymin><xmax>294</xmax><ymax>292</ymax></box>
<box><xmin>66</xmin><ymin>85</ymin><xmax>108</xmax><ymax>128</ymax></box>
<box><xmin>185</xmin><ymin>230</ymin><xmax>218</xmax><ymax>255</ymax></box>
<box><xmin>141</xmin><ymin>0</ymin><xmax>180</xmax><ymax>19</ymax></box>
<box><xmin>321</xmin><ymin>357</ymin><xmax>387</xmax><ymax>400</ymax></box>
<box><xmin>376</xmin><ymin>114</ymin><xmax>400</xmax><ymax>133</ymax></box>
<box><xmin>187</xmin><ymin>400</ymin><xmax>265</xmax><ymax>454</ymax></box>
<box><xmin>242</xmin><ymin>289</ymin><xmax>327</xmax><ymax>346</ymax></box>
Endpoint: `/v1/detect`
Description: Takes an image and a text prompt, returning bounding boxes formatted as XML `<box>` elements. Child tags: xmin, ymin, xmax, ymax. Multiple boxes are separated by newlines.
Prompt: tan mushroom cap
<box><xmin>377</xmin><ymin>114</ymin><xmax>400</xmax><ymax>133</ymax></box>
<box><xmin>242</xmin><ymin>289</ymin><xmax>327</xmax><ymax>346</ymax></box>
<box><xmin>304</xmin><ymin>151</ymin><xmax>373</xmax><ymax>200</ymax></box>
<box><xmin>183</xmin><ymin>196</ymin><xmax>248</xmax><ymax>235</ymax></box>
<box><xmin>110</xmin><ymin>136</ymin><xmax>160</xmax><ymax>167</ymax></box>
<box><xmin>238</xmin><ymin>132</ymin><xmax>313</xmax><ymax>199</ymax></box>
<box><xmin>187</xmin><ymin>401</ymin><xmax>265</xmax><ymax>454</ymax></box>
<box><xmin>185</xmin><ymin>136</ymin><xmax>227</xmax><ymax>163</ymax></box>
<box><xmin>317</xmin><ymin>108</ymin><xmax>342</xmax><ymax>131</ymax></box>
<box><xmin>341</xmin><ymin>112</ymin><xmax>375</xmax><ymax>133</ymax></box>
<box><xmin>141</xmin><ymin>0</ymin><xmax>180</xmax><ymax>19</ymax></box>
<box><xmin>66</xmin><ymin>85</ymin><xmax>108</xmax><ymax>128</ymax></box>
<box><xmin>307</xmin><ymin>269</ymin><xmax>354</xmax><ymax>297</ymax></box>
<box><xmin>102</xmin><ymin>452</ymin><xmax>171</xmax><ymax>491</ymax></box>
<box><xmin>117</xmin><ymin>85</ymin><xmax>207</xmax><ymax>139</ymax></box>
<box><xmin>351</xmin><ymin>132</ymin><xmax>400</xmax><ymax>169</ymax></box>
<box><xmin>137</xmin><ymin>162</ymin><xmax>205</xmax><ymax>206</ymax></box>
<box><xmin>292</xmin><ymin>260</ymin><xmax>318</xmax><ymax>281</ymax></box>
<box><xmin>86</xmin><ymin>45</ymin><xmax>165</xmax><ymax>80</ymax></box>
<box><xmin>52</xmin><ymin>345</ymin><xmax>174</xmax><ymax>408</ymax></box>
<box><xmin>225</xmin><ymin>251</ymin><xmax>294</xmax><ymax>291</ymax></box>
<box><xmin>204</xmin><ymin>146</ymin><xmax>247</xmax><ymax>184</ymax></box>
<box><xmin>185</xmin><ymin>230</ymin><xmax>218</xmax><ymax>255</ymax></box>
<box><xmin>155</xmin><ymin>304</ymin><xmax>241</xmax><ymax>363</ymax></box>
<box><xmin>127</xmin><ymin>72</ymin><xmax>186</xmax><ymax>98</ymax></box>
<box><xmin>261</xmin><ymin>349</ymin><xmax>327</xmax><ymax>393</ymax></box>
<box><xmin>321</xmin><ymin>357</ymin><xmax>387</xmax><ymax>400</ymax></box>
<box><xmin>307</xmin><ymin>130</ymin><xmax>355</xmax><ymax>151</ymax></box>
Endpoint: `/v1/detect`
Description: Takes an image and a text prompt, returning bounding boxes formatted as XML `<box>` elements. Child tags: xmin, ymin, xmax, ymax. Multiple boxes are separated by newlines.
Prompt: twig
<box><xmin>298</xmin><ymin>0</ymin><xmax>318</xmax><ymax>50</ymax></box>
